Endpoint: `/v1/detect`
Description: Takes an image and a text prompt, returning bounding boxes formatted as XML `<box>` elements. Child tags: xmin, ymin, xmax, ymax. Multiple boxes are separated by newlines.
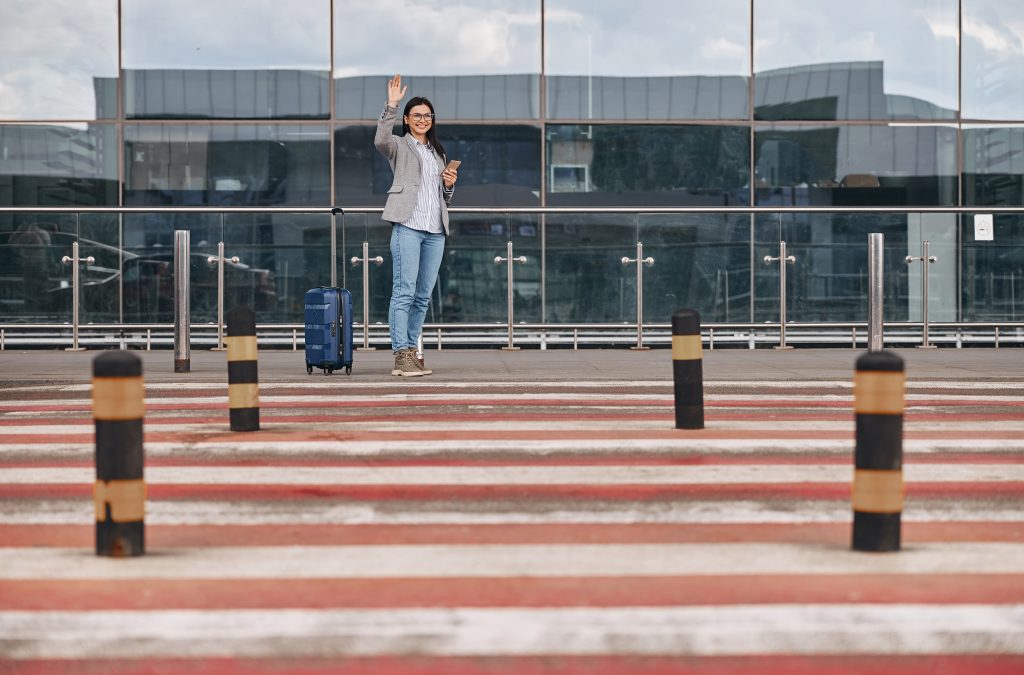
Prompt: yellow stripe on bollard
<box><xmin>671</xmin><ymin>334</ymin><xmax>703</xmax><ymax>361</ymax></box>
<box><xmin>853</xmin><ymin>371</ymin><xmax>906</xmax><ymax>414</ymax></box>
<box><xmin>225</xmin><ymin>335</ymin><xmax>259</xmax><ymax>362</ymax></box>
<box><xmin>92</xmin><ymin>377</ymin><xmax>145</xmax><ymax>420</ymax></box>
<box><xmin>851</xmin><ymin>469</ymin><xmax>904</xmax><ymax>513</ymax></box>
<box><xmin>94</xmin><ymin>479</ymin><xmax>146</xmax><ymax>522</ymax></box>
<box><xmin>228</xmin><ymin>382</ymin><xmax>260</xmax><ymax>409</ymax></box>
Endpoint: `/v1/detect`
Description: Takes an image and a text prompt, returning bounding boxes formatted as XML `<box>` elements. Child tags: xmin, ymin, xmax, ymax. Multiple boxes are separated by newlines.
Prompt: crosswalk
<box><xmin>1</xmin><ymin>377</ymin><xmax>1023</xmax><ymax>672</ymax></box>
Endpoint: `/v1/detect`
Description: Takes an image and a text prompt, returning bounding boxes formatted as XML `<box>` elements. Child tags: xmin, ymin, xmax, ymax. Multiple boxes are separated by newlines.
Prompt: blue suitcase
<box><xmin>304</xmin><ymin>287</ymin><xmax>354</xmax><ymax>375</ymax></box>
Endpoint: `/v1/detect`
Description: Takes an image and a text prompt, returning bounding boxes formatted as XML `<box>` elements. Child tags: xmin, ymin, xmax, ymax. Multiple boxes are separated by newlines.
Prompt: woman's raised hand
<box><xmin>387</xmin><ymin>75</ymin><xmax>407</xmax><ymax>108</ymax></box>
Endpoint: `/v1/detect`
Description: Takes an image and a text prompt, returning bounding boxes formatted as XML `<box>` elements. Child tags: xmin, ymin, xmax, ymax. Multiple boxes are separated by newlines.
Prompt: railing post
<box><xmin>906</xmin><ymin>240</ymin><xmax>938</xmax><ymax>349</ymax></box>
<box><xmin>622</xmin><ymin>241</ymin><xmax>655</xmax><ymax>350</ymax></box>
<box><xmin>207</xmin><ymin>241</ymin><xmax>240</xmax><ymax>351</ymax></box>
<box><xmin>763</xmin><ymin>240</ymin><xmax>796</xmax><ymax>349</ymax></box>
<box><xmin>868</xmin><ymin>233</ymin><xmax>884</xmax><ymax>352</ymax></box>
<box><xmin>350</xmin><ymin>241</ymin><xmax>383</xmax><ymax>351</ymax></box>
<box><xmin>61</xmin><ymin>241</ymin><xmax>95</xmax><ymax>352</ymax></box>
<box><xmin>494</xmin><ymin>240</ymin><xmax>527</xmax><ymax>351</ymax></box>
<box><xmin>173</xmin><ymin>230</ymin><xmax>191</xmax><ymax>373</ymax></box>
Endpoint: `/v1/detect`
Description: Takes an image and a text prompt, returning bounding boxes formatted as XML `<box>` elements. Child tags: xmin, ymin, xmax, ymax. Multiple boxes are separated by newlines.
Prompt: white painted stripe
<box><xmin>1</xmin><ymin>543</ymin><xmax>1024</xmax><ymax>580</ymax></box>
<box><xmin>1</xmin><ymin>392</ymin><xmax>1020</xmax><ymax>409</ymax></box>
<box><xmin>3</xmin><ymin>464</ymin><xmax>1022</xmax><ymax>486</ymax></box>
<box><xmin>3</xmin><ymin>499</ymin><xmax>1022</xmax><ymax>526</ymax></box>
<box><xmin>3</xmin><ymin>420</ymin><xmax>1024</xmax><ymax>434</ymax></box>
<box><xmin>2</xmin><ymin>605</ymin><xmax>1023</xmax><ymax>658</ymax></box>
<box><xmin>2</xmin><ymin>438</ymin><xmax>1021</xmax><ymax>458</ymax></box>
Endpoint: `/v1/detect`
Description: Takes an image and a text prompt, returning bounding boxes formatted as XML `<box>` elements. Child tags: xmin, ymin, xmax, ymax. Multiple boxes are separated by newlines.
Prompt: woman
<box><xmin>374</xmin><ymin>74</ymin><xmax>458</xmax><ymax>377</ymax></box>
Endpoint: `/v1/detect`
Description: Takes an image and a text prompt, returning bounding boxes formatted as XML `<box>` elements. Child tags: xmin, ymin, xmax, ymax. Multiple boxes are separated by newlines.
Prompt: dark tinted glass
<box><xmin>123</xmin><ymin>0</ymin><xmax>330</xmax><ymax>119</ymax></box>
<box><xmin>0</xmin><ymin>124</ymin><xmax>118</xmax><ymax>206</ymax></box>
<box><xmin>335</xmin><ymin>124</ymin><xmax>542</xmax><ymax>208</ymax></box>
<box><xmin>546</xmin><ymin>0</ymin><xmax>749</xmax><ymax>120</ymax></box>
<box><xmin>125</xmin><ymin>124</ymin><xmax>330</xmax><ymax>206</ymax></box>
<box><xmin>754</xmin><ymin>125</ymin><xmax>958</xmax><ymax>206</ymax></box>
<box><xmin>546</xmin><ymin>125</ymin><xmax>750</xmax><ymax>206</ymax></box>
<box><xmin>0</xmin><ymin>0</ymin><xmax>118</xmax><ymax>120</ymax></box>
<box><xmin>962</xmin><ymin>1</ymin><xmax>1024</xmax><ymax>120</ymax></box>
<box><xmin>964</xmin><ymin>127</ymin><xmax>1024</xmax><ymax>206</ymax></box>
<box><xmin>961</xmin><ymin>214</ymin><xmax>1024</xmax><ymax>321</ymax></box>
<box><xmin>755</xmin><ymin>0</ymin><xmax>958</xmax><ymax>121</ymax></box>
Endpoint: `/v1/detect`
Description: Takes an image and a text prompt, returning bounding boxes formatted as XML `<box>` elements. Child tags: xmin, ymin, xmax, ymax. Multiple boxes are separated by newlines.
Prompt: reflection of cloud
<box><xmin>334</xmin><ymin>0</ymin><xmax>540</xmax><ymax>76</ymax></box>
<box><xmin>0</xmin><ymin>0</ymin><xmax>117</xmax><ymax>119</ymax></box>
<box><xmin>963</xmin><ymin>17</ymin><xmax>1024</xmax><ymax>56</ymax></box>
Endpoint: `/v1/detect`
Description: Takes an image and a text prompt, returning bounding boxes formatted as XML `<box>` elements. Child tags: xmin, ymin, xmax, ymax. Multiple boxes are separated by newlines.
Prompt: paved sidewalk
<box><xmin>0</xmin><ymin>346</ymin><xmax>1021</xmax><ymax>385</ymax></box>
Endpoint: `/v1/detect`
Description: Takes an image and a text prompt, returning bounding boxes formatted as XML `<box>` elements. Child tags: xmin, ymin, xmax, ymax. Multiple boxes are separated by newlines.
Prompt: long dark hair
<box><xmin>402</xmin><ymin>96</ymin><xmax>446</xmax><ymax>161</ymax></box>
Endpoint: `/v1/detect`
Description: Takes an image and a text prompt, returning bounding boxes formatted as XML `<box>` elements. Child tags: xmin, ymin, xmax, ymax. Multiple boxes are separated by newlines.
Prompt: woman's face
<box><xmin>405</xmin><ymin>103</ymin><xmax>434</xmax><ymax>135</ymax></box>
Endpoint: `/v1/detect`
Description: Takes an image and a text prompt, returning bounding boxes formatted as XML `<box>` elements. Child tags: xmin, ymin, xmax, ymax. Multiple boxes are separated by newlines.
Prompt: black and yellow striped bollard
<box><xmin>92</xmin><ymin>351</ymin><xmax>146</xmax><ymax>557</ymax></box>
<box><xmin>852</xmin><ymin>350</ymin><xmax>905</xmax><ymax>552</ymax></box>
<box><xmin>672</xmin><ymin>309</ymin><xmax>704</xmax><ymax>430</ymax></box>
<box><xmin>226</xmin><ymin>306</ymin><xmax>260</xmax><ymax>432</ymax></box>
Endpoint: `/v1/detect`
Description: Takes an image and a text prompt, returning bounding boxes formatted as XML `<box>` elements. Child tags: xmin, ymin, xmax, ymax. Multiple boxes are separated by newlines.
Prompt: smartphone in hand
<box><xmin>445</xmin><ymin>160</ymin><xmax>461</xmax><ymax>171</ymax></box>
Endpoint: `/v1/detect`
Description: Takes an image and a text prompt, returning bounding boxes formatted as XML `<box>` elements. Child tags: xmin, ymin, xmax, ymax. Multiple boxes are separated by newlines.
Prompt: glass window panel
<box><xmin>964</xmin><ymin>126</ymin><xmax>1024</xmax><ymax>205</ymax></box>
<box><xmin>546</xmin><ymin>0</ymin><xmax>749</xmax><ymax>120</ymax></box>
<box><xmin>0</xmin><ymin>0</ymin><xmax>118</xmax><ymax>120</ymax></box>
<box><xmin>0</xmin><ymin>124</ymin><xmax>118</xmax><ymax>206</ymax></box>
<box><xmin>223</xmin><ymin>213</ymin><xmax>331</xmax><ymax>323</ymax></box>
<box><xmin>334</xmin><ymin>0</ymin><xmax>541</xmax><ymax>120</ymax></box>
<box><xmin>963</xmin><ymin>1</ymin><xmax>1024</xmax><ymax>120</ymax></box>
<box><xmin>1</xmin><ymin>213</ymin><xmax>77</xmax><ymax>322</ymax></box>
<box><xmin>125</xmin><ymin>124</ymin><xmax>330</xmax><ymax>206</ymax></box>
<box><xmin>755</xmin><ymin>1</ymin><xmax>958</xmax><ymax>120</ymax></box>
<box><xmin>961</xmin><ymin>214</ymin><xmax>1024</xmax><ymax>321</ymax></box>
<box><xmin>336</xmin><ymin>124</ymin><xmax>541</xmax><ymax>208</ymax></box>
<box><xmin>754</xmin><ymin>124</ymin><xmax>958</xmax><ymax>206</ymax></box>
<box><xmin>545</xmin><ymin>215</ymin><xmax>636</xmax><ymax>323</ymax></box>
<box><xmin>546</xmin><ymin>124</ymin><xmax>750</xmax><ymax>206</ymax></box>
<box><xmin>638</xmin><ymin>214</ymin><xmax>751</xmax><ymax>323</ymax></box>
<box><xmin>123</xmin><ymin>0</ymin><xmax>330</xmax><ymax>119</ymax></box>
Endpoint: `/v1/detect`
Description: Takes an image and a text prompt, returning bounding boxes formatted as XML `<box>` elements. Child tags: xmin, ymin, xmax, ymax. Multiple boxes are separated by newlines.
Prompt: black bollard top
<box><xmin>93</xmin><ymin>350</ymin><xmax>142</xmax><ymax>378</ymax></box>
<box><xmin>226</xmin><ymin>307</ymin><xmax>257</xmax><ymax>337</ymax></box>
<box><xmin>856</xmin><ymin>350</ymin><xmax>905</xmax><ymax>373</ymax></box>
<box><xmin>672</xmin><ymin>309</ymin><xmax>701</xmax><ymax>336</ymax></box>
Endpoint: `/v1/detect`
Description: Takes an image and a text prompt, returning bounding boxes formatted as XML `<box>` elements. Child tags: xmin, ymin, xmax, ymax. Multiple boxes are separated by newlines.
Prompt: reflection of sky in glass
<box><xmin>0</xmin><ymin>0</ymin><xmax>117</xmax><ymax>120</ymax></box>
<box><xmin>123</xmin><ymin>0</ymin><xmax>329</xmax><ymax>70</ymax></box>
<box><xmin>756</xmin><ymin>0</ymin><xmax>958</xmax><ymax>112</ymax></box>
<box><xmin>546</xmin><ymin>0</ymin><xmax>748</xmax><ymax>77</ymax></box>
<box><xmin>962</xmin><ymin>1</ymin><xmax>1024</xmax><ymax>120</ymax></box>
<box><xmin>333</xmin><ymin>0</ymin><xmax>540</xmax><ymax>77</ymax></box>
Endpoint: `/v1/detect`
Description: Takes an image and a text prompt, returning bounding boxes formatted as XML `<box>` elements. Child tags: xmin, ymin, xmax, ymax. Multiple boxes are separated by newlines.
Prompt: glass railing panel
<box><xmin>639</xmin><ymin>212</ymin><xmax>751</xmax><ymax>324</ymax></box>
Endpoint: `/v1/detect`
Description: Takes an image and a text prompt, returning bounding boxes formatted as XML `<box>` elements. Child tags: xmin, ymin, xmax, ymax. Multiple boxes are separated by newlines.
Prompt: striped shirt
<box><xmin>403</xmin><ymin>139</ymin><xmax>445</xmax><ymax>234</ymax></box>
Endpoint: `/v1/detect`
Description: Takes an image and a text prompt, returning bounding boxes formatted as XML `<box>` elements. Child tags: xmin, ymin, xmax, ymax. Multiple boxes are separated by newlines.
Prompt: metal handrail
<box><xmin>4</xmin><ymin>206</ymin><xmax>1024</xmax><ymax>213</ymax></box>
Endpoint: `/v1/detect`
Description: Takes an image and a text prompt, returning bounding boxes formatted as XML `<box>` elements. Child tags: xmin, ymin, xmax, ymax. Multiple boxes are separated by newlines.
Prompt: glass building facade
<box><xmin>1</xmin><ymin>1</ymin><xmax>1022</xmax><ymax>341</ymax></box>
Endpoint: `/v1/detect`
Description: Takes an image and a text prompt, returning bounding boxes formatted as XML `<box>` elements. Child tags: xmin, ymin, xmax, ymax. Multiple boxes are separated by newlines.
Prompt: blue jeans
<box><xmin>389</xmin><ymin>224</ymin><xmax>446</xmax><ymax>352</ymax></box>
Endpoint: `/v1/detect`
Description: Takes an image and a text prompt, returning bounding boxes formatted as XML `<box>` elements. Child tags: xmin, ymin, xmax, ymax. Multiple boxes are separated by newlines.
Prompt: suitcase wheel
<box><xmin>326</xmin><ymin>367</ymin><xmax>333</xmax><ymax>375</ymax></box>
<box><xmin>345</xmin><ymin>365</ymin><xmax>352</xmax><ymax>375</ymax></box>
<box><xmin>306</xmin><ymin>364</ymin><xmax>313</xmax><ymax>375</ymax></box>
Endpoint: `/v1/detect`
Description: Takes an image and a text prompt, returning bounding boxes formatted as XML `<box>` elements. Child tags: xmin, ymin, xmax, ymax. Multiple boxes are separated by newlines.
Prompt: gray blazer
<box><xmin>374</xmin><ymin>105</ymin><xmax>453</xmax><ymax>235</ymax></box>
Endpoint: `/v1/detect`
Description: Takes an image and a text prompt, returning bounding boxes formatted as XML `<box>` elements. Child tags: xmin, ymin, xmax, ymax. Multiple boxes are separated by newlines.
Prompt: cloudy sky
<box><xmin>0</xmin><ymin>0</ymin><xmax>1021</xmax><ymax>120</ymax></box>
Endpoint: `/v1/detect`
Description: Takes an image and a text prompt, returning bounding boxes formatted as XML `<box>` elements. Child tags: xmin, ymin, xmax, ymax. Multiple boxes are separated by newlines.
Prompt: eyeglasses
<box><xmin>407</xmin><ymin>113</ymin><xmax>434</xmax><ymax>122</ymax></box>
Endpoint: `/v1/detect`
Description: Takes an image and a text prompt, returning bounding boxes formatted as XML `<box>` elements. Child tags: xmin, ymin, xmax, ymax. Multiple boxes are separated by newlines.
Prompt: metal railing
<box><xmin>3</xmin><ymin>205</ymin><xmax>1024</xmax><ymax>350</ymax></box>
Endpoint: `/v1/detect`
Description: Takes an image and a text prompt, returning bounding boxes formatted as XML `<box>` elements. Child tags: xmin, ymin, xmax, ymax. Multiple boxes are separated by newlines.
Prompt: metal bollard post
<box><xmin>92</xmin><ymin>351</ymin><xmax>146</xmax><ymax>557</ymax></box>
<box><xmin>672</xmin><ymin>309</ymin><xmax>704</xmax><ymax>430</ymax></box>
<box><xmin>622</xmin><ymin>242</ymin><xmax>655</xmax><ymax>350</ymax></box>
<box><xmin>494</xmin><ymin>241</ymin><xmax>527</xmax><ymax>351</ymax></box>
<box><xmin>226</xmin><ymin>306</ymin><xmax>260</xmax><ymax>432</ymax></box>
<box><xmin>906</xmin><ymin>241</ymin><xmax>938</xmax><ymax>349</ymax></box>
<box><xmin>763</xmin><ymin>241</ymin><xmax>796</xmax><ymax>349</ymax></box>
<box><xmin>852</xmin><ymin>350</ymin><xmax>905</xmax><ymax>552</ymax></box>
<box><xmin>173</xmin><ymin>230</ymin><xmax>191</xmax><ymax>373</ymax></box>
<box><xmin>867</xmin><ymin>233</ymin><xmax>884</xmax><ymax>352</ymax></box>
<box><xmin>351</xmin><ymin>241</ymin><xmax>384</xmax><ymax>351</ymax></box>
<box><xmin>61</xmin><ymin>241</ymin><xmax>96</xmax><ymax>352</ymax></box>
